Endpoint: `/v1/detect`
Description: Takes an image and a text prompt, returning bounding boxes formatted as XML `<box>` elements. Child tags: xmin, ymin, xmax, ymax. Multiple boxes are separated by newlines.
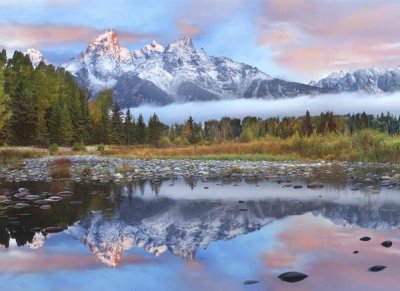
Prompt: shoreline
<box><xmin>1</xmin><ymin>155</ymin><xmax>400</xmax><ymax>186</ymax></box>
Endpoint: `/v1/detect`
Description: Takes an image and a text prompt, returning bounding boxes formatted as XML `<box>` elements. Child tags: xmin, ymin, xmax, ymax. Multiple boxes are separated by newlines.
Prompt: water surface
<box><xmin>0</xmin><ymin>176</ymin><xmax>399</xmax><ymax>291</ymax></box>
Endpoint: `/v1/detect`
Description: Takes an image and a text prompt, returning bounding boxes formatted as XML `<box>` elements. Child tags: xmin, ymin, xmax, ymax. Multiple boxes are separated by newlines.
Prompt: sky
<box><xmin>1</xmin><ymin>0</ymin><xmax>400</xmax><ymax>82</ymax></box>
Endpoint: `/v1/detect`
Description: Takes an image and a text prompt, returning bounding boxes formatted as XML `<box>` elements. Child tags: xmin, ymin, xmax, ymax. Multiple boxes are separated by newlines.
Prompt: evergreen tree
<box><xmin>136</xmin><ymin>113</ymin><xmax>146</xmax><ymax>144</ymax></box>
<box><xmin>147</xmin><ymin>113</ymin><xmax>163</xmax><ymax>145</ymax></box>
<box><xmin>0</xmin><ymin>64</ymin><xmax>11</xmax><ymax>133</ymax></box>
<box><xmin>48</xmin><ymin>100</ymin><xmax>73</xmax><ymax>145</ymax></box>
<box><xmin>302</xmin><ymin>110</ymin><xmax>313</xmax><ymax>136</ymax></box>
<box><xmin>110</xmin><ymin>102</ymin><xmax>123</xmax><ymax>144</ymax></box>
<box><xmin>123</xmin><ymin>108</ymin><xmax>135</xmax><ymax>145</ymax></box>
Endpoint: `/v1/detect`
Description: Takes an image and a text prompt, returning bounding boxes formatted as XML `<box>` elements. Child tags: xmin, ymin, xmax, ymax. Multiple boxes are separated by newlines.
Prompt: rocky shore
<box><xmin>1</xmin><ymin>155</ymin><xmax>400</xmax><ymax>189</ymax></box>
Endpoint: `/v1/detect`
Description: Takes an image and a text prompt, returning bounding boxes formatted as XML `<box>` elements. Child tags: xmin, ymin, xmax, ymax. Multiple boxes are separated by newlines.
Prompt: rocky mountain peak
<box><xmin>86</xmin><ymin>29</ymin><xmax>120</xmax><ymax>55</ymax></box>
<box><xmin>24</xmin><ymin>48</ymin><xmax>46</xmax><ymax>68</ymax></box>
<box><xmin>165</xmin><ymin>36</ymin><xmax>194</xmax><ymax>52</ymax></box>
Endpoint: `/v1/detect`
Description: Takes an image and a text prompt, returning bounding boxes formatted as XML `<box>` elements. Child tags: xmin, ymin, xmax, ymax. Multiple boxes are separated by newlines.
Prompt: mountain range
<box><xmin>21</xmin><ymin>29</ymin><xmax>400</xmax><ymax>108</ymax></box>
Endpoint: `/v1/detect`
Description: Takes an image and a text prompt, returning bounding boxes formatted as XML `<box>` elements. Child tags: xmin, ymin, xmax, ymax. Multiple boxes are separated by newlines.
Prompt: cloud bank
<box><xmin>128</xmin><ymin>93</ymin><xmax>400</xmax><ymax>124</ymax></box>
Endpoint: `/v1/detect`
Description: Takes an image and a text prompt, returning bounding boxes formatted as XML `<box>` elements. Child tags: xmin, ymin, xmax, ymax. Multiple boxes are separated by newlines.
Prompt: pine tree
<box><xmin>147</xmin><ymin>113</ymin><xmax>163</xmax><ymax>146</ymax></box>
<box><xmin>0</xmin><ymin>49</ymin><xmax>6</xmax><ymax>66</ymax></box>
<box><xmin>302</xmin><ymin>110</ymin><xmax>313</xmax><ymax>136</ymax></box>
<box><xmin>48</xmin><ymin>100</ymin><xmax>73</xmax><ymax>145</ymax></box>
<box><xmin>0</xmin><ymin>64</ymin><xmax>11</xmax><ymax>132</ymax></box>
<box><xmin>136</xmin><ymin>113</ymin><xmax>146</xmax><ymax>144</ymax></box>
<box><xmin>123</xmin><ymin>108</ymin><xmax>135</xmax><ymax>145</ymax></box>
<box><xmin>110</xmin><ymin>102</ymin><xmax>123</xmax><ymax>144</ymax></box>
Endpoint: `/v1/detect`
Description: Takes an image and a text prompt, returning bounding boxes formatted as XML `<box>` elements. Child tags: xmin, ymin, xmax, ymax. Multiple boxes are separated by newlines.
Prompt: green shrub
<box><xmin>49</xmin><ymin>144</ymin><xmax>59</xmax><ymax>153</ymax></box>
<box><xmin>72</xmin><ymin>142</ymin><xmax>86</xmax><ymax>151</ymax></box>
<box><xmin>97</xmin><ymin>144</ymin><xmax>105</xmax><ymax>151</ymax></box>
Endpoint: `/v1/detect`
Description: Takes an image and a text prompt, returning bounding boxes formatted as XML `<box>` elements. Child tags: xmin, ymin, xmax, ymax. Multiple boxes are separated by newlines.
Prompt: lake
<box><xmin>1</xmin><ymin>174</ymin><xmax>400</xmax><ymax>291</ymax></box>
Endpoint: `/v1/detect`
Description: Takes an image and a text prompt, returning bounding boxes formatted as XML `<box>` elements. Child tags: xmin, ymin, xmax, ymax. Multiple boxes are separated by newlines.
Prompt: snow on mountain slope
<box><xmin>312</xmin><ymin>67</ymin><xmax>400</xmax><ymax>94</ymax></box>
<box><xmin>62</xmin><ymin>30</ymin><xmax>323</xmax><ymax>107</ymax></box>
<box><xmin>24</xmin><ymin>48</ymin><xmax>46</xmax><ymax>68</ymax></box>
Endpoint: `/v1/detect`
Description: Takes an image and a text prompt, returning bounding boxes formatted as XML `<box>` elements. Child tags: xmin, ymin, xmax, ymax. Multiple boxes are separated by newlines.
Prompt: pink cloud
<box><xmin>0</xmin><ymin>22</ymin><xmax>150</xmax><ymax>49</ymax></box>
<box><xmin>258</xmin><ymin>0</ymin><xmax>400</xmax><ymax>78</ymax></box>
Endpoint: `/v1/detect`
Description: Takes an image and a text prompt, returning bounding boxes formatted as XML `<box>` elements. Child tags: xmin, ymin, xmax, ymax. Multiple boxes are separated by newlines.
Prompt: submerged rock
<box><xmin>381</xmin><ymin>240</ymin><xmax>392</xmax><ymax>248</ymax></box>
<box><xmin>360</xmin><ymin>236</ymin><xmax>371</xmax><ymax>241</ymax></box>
<box><xmin>43</xmin><ymin>226</ymin><xmax>63</xmax><ymax>233</ymax></box>
<box><xmin>278</xmin><ymin>272</ymin><xmax>308</xmax><ymax>283</ymax></box>
<box><xmin>14</xmin><ymin>203</ymin><xmax>30</xmax><ymax>209</ymax></box>
<box><xmin>307</xmin><ymin>182</ymin><xmax>324</xmax><ymax>189</ymax></box>
<box><xmin>243</xmin><ymin>280</ymin><xmax>259</xmax><ymax>285</ymax></box>
<box><xmin>368</xmin><ymin>265</ymin><xmax>386</xmax><ymax>272</ymax></box>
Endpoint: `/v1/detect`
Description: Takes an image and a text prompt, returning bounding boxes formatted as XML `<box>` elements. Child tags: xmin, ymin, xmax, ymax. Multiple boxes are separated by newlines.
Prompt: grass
<box><xmin>115</xmin><ymin>163</ymin><xmax>135</xmax><ymax>174</ymax></box>
<box><xmin>0</xmin><ymin>147</ymin><xmax>48</xmax><ymax>164</ymax></box>
<box><xmin>1</xmin><ymin>129</ymin><xmax>400</xmax><ymax>164</ymax></box>
<box><xmin>100</xmin><ymin>130</ymin><xmax>400</xmax><ymax>163</ymax></box>
<box><xmin>49</xmin><ymin>158</ymin><xmax>72</xmax><ymax>179</ymax></box>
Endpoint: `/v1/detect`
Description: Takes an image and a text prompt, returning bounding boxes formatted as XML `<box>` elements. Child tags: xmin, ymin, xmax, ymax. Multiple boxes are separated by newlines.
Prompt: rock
<box><xmin>48</xmin><ymin>196</ymin><xmax>63</xmax><ymax>202</ymax></box>
<box><xmin>380</xmin><ymin>176</ymin><xmax>391</xmax><ymax>180</ymax></box>
<box><xmin>293</xmin><ymin>185</ymin><xmax>303</xmax><ymax>189</ymax></box>
<box><xmin>368</xmin><ymin>265</ymin><xmax>386</xmax><ymax>272</ymax></box>
<box><xmin>360</xmin><ymin>236</ymin><xmax>371</xmax><ymax>241</ymax></box>
<box><xmin>25</xmin><ymin>195</ymin><xmax>41</xmax><ymax>200</ymax></box>
<box><xmin>40</xmin><ymin>205</ymin><xmax>52</xmax><ymax>210</ymax></box>
<box><xmin>278</xmin><ymin>272</ymin><xmax>308</xmax><ymax>283</ymax></box>
<box><xmin>70</xmin><ymin>201</ymin><xmax>82</xmax><ymax>205</ymax></box>
<box><xmin>381</xmin><ymin>240</ymin><xmax>392</xmax><ymax>248</ymax></box>
<box><xmin>14</xmin><ymin>203</ymin><xmax>30</xmax><ymax>209</ymax></box>
<box><xmin>307</xmin><ymin>182</ymin><xmax>324</xmax><ymax>189</ymax></box>
<box><xmin>43</xmin><ymin>226</ymin><xmax>64</xmax><ymax>233</ymax></box>
<box><xmin>243</xmin><ymin>280</ymin><xmax>259</xmax><ymax>285</ymax></box>
<box><xmin>114</xmin><ymin>173</ymin><xmax>123</xmax><ymax>179</ymax></box>
<box><xmin>18</xmin><ymin>188</ymin><xmax>29</xmax><ymax>193</ymax></box>
<box><xmin>239</xmin><ymin>208</ymin><xmax>248</xmax><ymax>211</ymax></box>
<box><xmin>238</xmin><ymin>200</ymin><xmax>245</xmax><ymax>203</ymax></box>
<box><xmin>353</xmin><ymin>251</ymin><xmax>359</xmax><ymax>254</ymax></box>
<box><xmin>57</xmin><ymin>191</ymin><xmax>73</xmax><ymax>197</ymax></box>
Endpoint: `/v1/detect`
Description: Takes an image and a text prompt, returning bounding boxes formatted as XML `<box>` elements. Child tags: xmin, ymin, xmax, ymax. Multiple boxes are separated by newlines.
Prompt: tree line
<box><xmin>1</xmin><ymin>49</ymin><xmax>400</xmax><ymax>147</ymax></box>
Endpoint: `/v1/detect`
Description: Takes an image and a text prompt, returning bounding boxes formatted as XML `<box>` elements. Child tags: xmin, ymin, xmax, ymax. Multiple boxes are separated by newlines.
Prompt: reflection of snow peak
<box><xmin>28</xmin><ymin>232</ymin><xmax>47</xmax><ymax>249</ymax></box>
<box><xmin>55</xmin><ymin>197</ymin><xmax>400</xmax><ymax>267</ymax></box>
<box><xmin>66</xmin><ymin>200</ymin><xmax>276</xmax><ymax>267</ymax></box>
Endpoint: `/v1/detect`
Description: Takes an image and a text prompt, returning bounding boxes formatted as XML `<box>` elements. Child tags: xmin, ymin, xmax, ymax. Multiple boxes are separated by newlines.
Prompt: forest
<box><xmin>1</xmin><ymin>49</ymin><xmax>400</xmax><ymax>148</ymax></box>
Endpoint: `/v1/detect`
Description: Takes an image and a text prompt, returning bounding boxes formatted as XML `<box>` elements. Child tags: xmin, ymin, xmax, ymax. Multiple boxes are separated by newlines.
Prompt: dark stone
<box><xmin>239</xmin><ymin>208</ymin><xmax>248</xmax><ymax>211</ymax></box>
<box><xmin>238</xmin><ymin>200</ymin><xmax>245</xmax><ymax>203</ymax></box>
<box><xmin>204</xmin><ymin>186</ymin><xmax>209</xmax><ymax>189</ymax></box>
<box><xmin>243</xmin><ymin>280</ymin><xmax>259</xmax><ymax>285</ymax></box>
<box><xmin>307</xmin><ymin>182</ymin><xmax>324</xmax><ymax>189</ymax></box>
<box><xmin>57</xmin><ymin>191</ymin><xmax>73</xmax><ymax>197</ymax></box>
<box><xmin>360</xmin><ymin>236</ymin><xmax>371</xmax><ymax>241</ymax></box>
<box><xmin>293</xmin><ymin>185</ymin><xmax>303</xmax><ymax>189</ymax></box>
<box><xmin>70</xmin><ymin>201</ymin><xmax>82</xmax><ymax>205</ymax></box>
<box><xmin>368</xmin><ymin>265</ymin><xmax>386</xmax><ymax>272</ymax></box>
<box><xmin>381</xmin><ymin>240</ymin><xmax>392</xmax><ymax>248</ymax></box>
<box><xmin>43</xmin><ymin>226</ymin><xmax>64</xmax><ymax>233</ymax></box>
<box><xmin>278</xmin><ymin>272</ymin><xmax>308</xmax><ymax>283</ymax></box>
<box><xmin>353</xmin><ymin>251</ymin><xmax>359</xmax><ymax>254</ymax></box>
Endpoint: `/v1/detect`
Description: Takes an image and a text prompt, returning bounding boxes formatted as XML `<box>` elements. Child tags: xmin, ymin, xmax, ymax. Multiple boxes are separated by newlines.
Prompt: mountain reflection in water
<box><xmin>0</xmin><ymin>179</ymin><xmax>400</xmax><ymax>291</ymax></box>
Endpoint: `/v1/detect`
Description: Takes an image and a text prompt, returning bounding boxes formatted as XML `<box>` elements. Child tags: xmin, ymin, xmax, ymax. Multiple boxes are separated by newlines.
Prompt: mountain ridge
<box><xmin>60</xmin><ymin>29</ymin><xmax>324</xmax><ymax>107</ymax></box>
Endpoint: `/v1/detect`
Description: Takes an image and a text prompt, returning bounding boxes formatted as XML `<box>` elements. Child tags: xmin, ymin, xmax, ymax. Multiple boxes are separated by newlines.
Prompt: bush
<box><xmin>97</xmin><ymin>144</ymin><xmax>105</xmax><ymax>151</ymax></box>
<box><xmin>159</xmin><ymin>136</ymin><xmax>171</xmax><ymax>148</ymax></box>
<box><xmin>49</xmin><ymin>144</ymin><xmax>59</xmax><ymax>153</ymax></box>
<box><xmin>72</xmin><ymin>142</ymin><xmax>86</xmax><ymax>151</ymax></box>
<box><xmin>239</xmin><ymin>128</ymin><xmax>254</xmax><ymax>143</ymax></box>
<box><xmin>116</xmin><ymin>163</ymin><xmax>135</xmax><ymax>174</ymax></box>
<box><xmin>49</xmin><ymin>158</ymin><xmax>72</xmax><ymax>179</ymax></box>
<box><xmin>81</xmin><ymin>166</ymin><xmax>92</xmax><ymax>177</ymax></box>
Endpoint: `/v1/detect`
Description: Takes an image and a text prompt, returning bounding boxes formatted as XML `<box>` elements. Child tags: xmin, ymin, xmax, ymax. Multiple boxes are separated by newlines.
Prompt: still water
<box><xmin>0</xmin><ymin>177</ymin><xmax>399</xmax><ymax>291</ymax></box>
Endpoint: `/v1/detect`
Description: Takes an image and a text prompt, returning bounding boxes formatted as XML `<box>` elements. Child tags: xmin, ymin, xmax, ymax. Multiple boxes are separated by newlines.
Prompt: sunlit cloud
<box><xmin>0</xmin><ymin>22</ymin><xmax>151</xmax><ymax>50</ymax></box>
<box><xmin>257</xmin><ymin>0</ymin><xmax>400</xmax><ymax>78</ymax></box>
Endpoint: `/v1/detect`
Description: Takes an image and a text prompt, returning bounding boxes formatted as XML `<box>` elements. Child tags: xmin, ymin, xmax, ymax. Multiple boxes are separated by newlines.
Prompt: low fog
<box><xmin>127</xmin><ymin>93</ymin><xmax>400</xmax><ymax>124</ymax></box>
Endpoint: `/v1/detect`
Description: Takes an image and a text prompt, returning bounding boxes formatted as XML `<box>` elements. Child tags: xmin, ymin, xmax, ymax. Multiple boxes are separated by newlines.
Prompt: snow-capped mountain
<box><xmin>62</xmin><ymin>29</ymin><xmax>323</xmax><ymax>107</ymax></box>
<box><xmin>24</xmin><ymin>48</ymin><xmax>46</xmax><ymax>68</ymax></box>
<box><xmin>311</xmin><ymin>67</ymin><xmax>400</xmax><ymax>94</ymax></box>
